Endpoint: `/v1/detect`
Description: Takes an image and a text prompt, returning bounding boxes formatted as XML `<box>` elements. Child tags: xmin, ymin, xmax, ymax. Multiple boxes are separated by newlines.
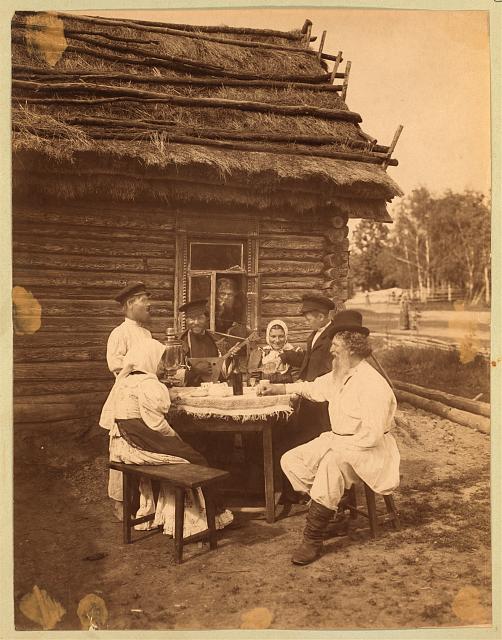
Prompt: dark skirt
<box><xmin>116</xmin><ymin>418</ymin><xmax>208</xmax><ymax>467</ymax></box>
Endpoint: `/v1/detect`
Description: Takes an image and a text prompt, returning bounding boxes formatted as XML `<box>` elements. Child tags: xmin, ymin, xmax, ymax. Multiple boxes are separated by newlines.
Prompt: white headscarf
<box><xmin>261</xmin><ymin>319</ymin><xmax>295</xmax><ymax>374</ymax></box>
<box><xmin>99</xmin><ymin>338</ymin><xmax>166</xmax><ymax>430</ymax></box>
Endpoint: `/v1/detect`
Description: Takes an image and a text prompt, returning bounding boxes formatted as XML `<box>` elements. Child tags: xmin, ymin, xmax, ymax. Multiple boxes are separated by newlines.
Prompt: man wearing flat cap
<box><xmin>280</xmin><ymin>294</ymin><xmax>339</xmax><ymax>443</ymax></box>
<box><xmin>260</xmin><ymin>311</ymin><xmax>400</xmax><ymax>565</ymax></box>
<box><xmin>107</xmin><ymin>282</ymin><xmax>152</xmax><ymax>376</ymax></box>
<box><xmin>179</xmin><ymin>299</ymin><xmax>220</xmax><ymax>387</ymax></box>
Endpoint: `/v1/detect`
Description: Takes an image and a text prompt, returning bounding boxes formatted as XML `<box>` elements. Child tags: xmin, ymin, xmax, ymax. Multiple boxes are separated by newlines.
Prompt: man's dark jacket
<box><xmin>281</xmin><ymin>321</ymin><xmax>337</xmax><ymax>445</ymax></box>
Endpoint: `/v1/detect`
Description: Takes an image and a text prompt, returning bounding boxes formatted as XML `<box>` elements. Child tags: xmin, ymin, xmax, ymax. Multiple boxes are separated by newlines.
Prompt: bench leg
<box><xmin>262</xmin><ymin>423</ymin><xmax>276</xmax><ymax>524</ymax></box>
<box><xmin>384</xmin><ymin>494</ymin><xmax>401</xmax><ymax>530</ymax></box>
<box><xmin>347</xmin><ymin>484</ymin><xmax>358</xmax><ymax>519</ymax></box>
<box><xmin>203</xmin><ymin>488</ymin><xmax>218</xmax><ymax>551</ymax></box>
<box><xmin>364</xmin><ymin>483</ymin><xmax>378</xmax><ymax>539</ymax></box>
<box><xmin>174</xmin><ymin>487</ymin><xmax>185</xmax><ymax>564</ymax></box>
<box><xmin>122</xmin><ymin>471</ymin><xmax>132</xmax><ymax>544</ymax></box>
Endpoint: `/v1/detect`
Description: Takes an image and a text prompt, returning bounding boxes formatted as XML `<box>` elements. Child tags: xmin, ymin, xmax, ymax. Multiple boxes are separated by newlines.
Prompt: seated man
<box><xmin>179</xmin><ymin>299</ymin><xmax>220</xmax><ymax>386</ymax></box>
<box><xmin>259</xmin><ymin>310</ymin><xmax>400</xmax><ymax>565</ymax></box>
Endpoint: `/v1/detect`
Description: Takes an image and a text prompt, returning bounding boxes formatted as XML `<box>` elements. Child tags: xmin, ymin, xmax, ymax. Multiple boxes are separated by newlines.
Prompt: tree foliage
<box><xmin>349</xmin><ymin>188</ymin><xmax>490</xmax><ymax>304</ymax></box>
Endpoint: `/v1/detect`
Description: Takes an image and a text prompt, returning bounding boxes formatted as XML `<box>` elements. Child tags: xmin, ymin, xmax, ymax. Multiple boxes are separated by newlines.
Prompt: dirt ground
<box><xmin>13</xmin><ymin>404</ymin><xmax>492</xmax><ymax>631</ymax></box>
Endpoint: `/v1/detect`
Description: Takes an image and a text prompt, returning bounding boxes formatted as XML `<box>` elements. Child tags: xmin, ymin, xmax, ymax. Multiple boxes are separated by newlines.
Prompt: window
<box><xmin>188</xmin><ymin>241</ymin><xmax>247</xmax><ymax>333</ymax></box>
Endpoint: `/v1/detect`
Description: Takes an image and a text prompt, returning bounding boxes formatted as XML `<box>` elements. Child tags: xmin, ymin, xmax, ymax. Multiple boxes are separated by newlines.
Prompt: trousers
<box><xmin>280</xmin><ymin>432</ymin><xmax>359</xmax><ymax>511</ymax></box>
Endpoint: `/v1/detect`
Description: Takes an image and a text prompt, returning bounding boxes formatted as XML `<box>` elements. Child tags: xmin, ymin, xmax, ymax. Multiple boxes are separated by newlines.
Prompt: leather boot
<box><xmin>291</xmin><ymin>500</ymin><xmax>335</xmax><ymax>565</ymax></box>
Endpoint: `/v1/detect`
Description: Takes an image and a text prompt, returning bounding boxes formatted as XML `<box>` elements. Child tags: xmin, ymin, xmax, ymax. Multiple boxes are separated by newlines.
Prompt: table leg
<box><xmin>174</xmin><ymin>487</ymin><xmax>185</xmax><ymax>564</ymax></box>
<box><xmin>262</xmin><ymin>423</ymin><xmax>276</xmax><ymax>524</ymax></box>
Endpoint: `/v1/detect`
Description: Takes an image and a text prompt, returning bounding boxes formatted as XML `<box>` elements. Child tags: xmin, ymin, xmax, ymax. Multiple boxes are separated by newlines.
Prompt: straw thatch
<box><xmin>11</xmin><ymin>11</ymin><xmax>403</xmax><ymax>219</ymax></box>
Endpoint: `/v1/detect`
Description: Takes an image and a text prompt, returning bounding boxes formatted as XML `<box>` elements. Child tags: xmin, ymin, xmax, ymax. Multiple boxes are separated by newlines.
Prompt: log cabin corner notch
<box><xmin>11</xmin><ymin>11</ymin><xmax>403</xmax><ymax>436</ymax></box>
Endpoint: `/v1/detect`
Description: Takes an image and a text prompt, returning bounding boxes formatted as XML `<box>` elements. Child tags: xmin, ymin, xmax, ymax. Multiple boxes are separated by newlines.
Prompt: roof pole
<box><xmin>329</xmin><ymin>51</ymin><xmax>343</xmax><ymax>85</ymax></box>
<box><xmin>317</xmin><ymin>31</ymin><xmax>327</xmax><ymax>59</ymax></box>
<box><xmin>382</xmin><ymin>125</ymin><xmax>404</xmax><ymax>170</ymax></box>
<box><xmin>341</xmin><ymin>61</ymin><xmax>351</xmax><ymax>101</ymax></box>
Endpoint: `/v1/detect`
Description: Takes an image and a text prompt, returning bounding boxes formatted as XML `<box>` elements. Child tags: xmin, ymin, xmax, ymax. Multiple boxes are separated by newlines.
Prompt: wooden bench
<box><xmin>109</xmin><ymin>462</ymin><xmax>230</xmax><ymax>563</ymax></box>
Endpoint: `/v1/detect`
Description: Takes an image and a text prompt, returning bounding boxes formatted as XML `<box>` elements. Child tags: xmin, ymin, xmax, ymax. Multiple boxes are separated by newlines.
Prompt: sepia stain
<box><xmin>240</xmin><ymin>606</ymin><xmax>274</xmax><ymax>629</ymax></box>
<box><xmin>451</xmin><ymin>585</ymin><xmax>491</xmax><ymax>625</ymax></box>
<box><xmin>77</xmin><ymin>593</ymin><xmax>108</xmax><ymax>630</ymax></box>
<box><xmin>25</xmin><ymin>13</ymin><xmax>67</xmax><ymax>67</ymax></box>
<box><xmin>12</xmin><ymin>285</ymin><xmax>42</xmax><ymax>335</ymax></box>
<box><xmin>19</xmin><ymin>585</ymin><xmax>66</xmax><ymax>630</ymax></box>
<box><xmin>449</xmin><ymin>301</ymin><xmax>482</xmax><ymax>364</ymax></box>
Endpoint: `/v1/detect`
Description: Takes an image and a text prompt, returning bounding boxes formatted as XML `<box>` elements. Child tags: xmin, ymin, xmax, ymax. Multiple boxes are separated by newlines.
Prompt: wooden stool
<box><xmin>109</xmin><ymin>462</ymin><xmax>230</xmax><ymax>563</ymax></box>
<box><xmin>342</xmin><ymin>482</ymin><xmax>400</xmax><ymax>538</ymax></box>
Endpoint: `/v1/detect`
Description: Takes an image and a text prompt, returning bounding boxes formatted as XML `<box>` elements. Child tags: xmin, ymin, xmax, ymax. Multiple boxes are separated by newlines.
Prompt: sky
<box><xmin>77</xmin><ymin>7</ymin><xmax>491</xmax><ymax>203</ymax></box>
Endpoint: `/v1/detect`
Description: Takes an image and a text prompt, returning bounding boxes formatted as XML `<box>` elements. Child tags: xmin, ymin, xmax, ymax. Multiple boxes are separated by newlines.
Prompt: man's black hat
<box><xmin>300</xmin><ymin>294</ymin><xmax>335</xmax><ymax>315</ymax></box>
<box><xmin>115</xmin><ymin>281</ymin><xmax>150</xmax><ymax>305</ymax></box>
<box><xmin>331</xmin><ymin>310</ymin><xmax>370</xmax><ymax>336</ymax></box>
<box><xmin>178</xmin><ymin>299</ymin><xmax>209</xmax><ymax>317</ymax></box>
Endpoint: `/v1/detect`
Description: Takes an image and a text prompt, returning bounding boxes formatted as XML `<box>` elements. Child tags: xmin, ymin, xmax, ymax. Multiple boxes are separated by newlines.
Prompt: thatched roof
<box><xmin>11</xmin><ymin>11</ymin><xmax>403</xmax><ymax>220</ymax></box>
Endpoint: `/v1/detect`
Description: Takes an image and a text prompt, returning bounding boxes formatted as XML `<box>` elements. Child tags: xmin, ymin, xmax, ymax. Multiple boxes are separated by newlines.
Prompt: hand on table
<box><xmin>257</xmin><ymin>381</ymin><xmax>286</xmax><ymax>396</ymax></box>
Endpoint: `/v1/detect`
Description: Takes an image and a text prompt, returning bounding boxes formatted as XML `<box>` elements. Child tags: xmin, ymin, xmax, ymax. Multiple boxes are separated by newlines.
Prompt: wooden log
<box><xmin>261</xmin><ymin>276</ymin><xmax>325</xmax><ymax>290</ymax></box>
<box><xmin>12</xmin><ymin>35</ymin><xmax>332</xmax><ymax>84</ymax></box>
<box><xmin>317</xmin><ymin>30</ymin><xmax>327</xmax><ymax>59</ymax></box>
<box><xmin>325</xmin><ymin>228</ymin><xmax>349</xmax><ymax>243</ymax></box>
<box><xmin>260</xmin><ymin>260</ymin><xmax>323</xmax><ymax>276</ymax></box>
<box><xmin>262</xmin><ymin>302</ymin><xmax>304</xmax><ymax>316</ymax></box>
<box><xmin>260</xmin><ymin>218</ymin><xmax>325</xmax><ymax>235</ymax></box>
<box><xmin>259</xmin><ymin>247</ymin><xmax>324</xmax><ymax>262</ymax></box>
<box><xmin>259</xmin><ymin>235</ymin><xmax>325</xmax><ymax>251</ymax></box>
<box><xmin>47</xmin><ymin>11</ymin><xmax>306</xmax><ymax>42</ymax></box>
<box><xmin>14</xmin><ymin>379</ymin><xmax>113</xmax><ymax>397</ymax></box>
<box><xmin>382</xmin><ymin>124</ymin><xmax>403</xmax><ymax>170</ymax></box>
<box><xmin>395</xmin><ymin>390</ymin><xmax>490</xmax><ymax>435</ymax></box>
<box><xmin>341</xmin><ymin>61</ymin><xmax>351</xmax><ymax>101</ymax></box>
<box><xmin>393</xmin><ymin>380</ymin><xmax>490</xmax><ymax>418</ymax></box>
<box><xmin>60</xmin><ymin>116</ymin><xmax>384</xmax><ymax>151</ymax></box>
<box><xmin>13</xmin><ymin>64</ymin><xmax>342</xmax><ymax>94</ymax></box>
<box><xmin>331</xmin><ymin>215</ymin><xmax>349</xmax><ymax>228</ymax></box>
<box><xmin>13</xmin><ymin>251</ymin><xmax>149</xmax><ymax>273</ymax></box>
<box><xmin>14</xmin><ymin>317</ymin><xmax>169</xmax><ymax>334</ymax></box>
<box><xmin>12</xmin><ymin>270</ymin><xmax>173</xmax><ymax>293</ymax></box>
<box><xmin>14</xmin><ymin>346</ymin><xmax>105</xmax><ymax>363</ymax></box>
<box><xmin>15</xmin><ymin>391</ymin><xmax>109</xmax><ymax>405</ymax></box>
<box><xmin>14</xmin><ymin>414</ymin><xmax>98</xmax><ymax>438</ymax></box>
<box><xmin>19</xmin><ymin>299</ymin><xmax>171</xmax><ymax>317</ymax></box>
<box><xmin>324</xmin><ymin>265</ymin><xmax>349</xmax><ymax>279</ymax></box>
<box><xmin>13</xmin><ymin>237</ymin><xmax>175</xmax><ymax>260</ymax></box>
<box><xmin>261</xmin><ymin>289</ymin><xmax>322</xmax><ymax>303</ymax></box>
<box><xmin>259</xmin><ymin>316</ymin><xmax>306</xmax><ymax>332</ymax></box>
<box><xmin>13</xmin><ymin>205</ymin><xmax>176</xmax><ymax>233</ymax></box>
<box><xmin>323</xmin><ymin>251</ymin><xmax>349</xmax><ymax>268</ymax></box>
<box><xmin>14</xmin><ymin>361</ymin><xmax>111</xmax><ymax>381</ymax></box>
<box><xmin>14</xmin><ymin>80</ymin><xmax>363</xmax><ymax>123</ymax></box>
<box><xmin>14</xmin><ymin>399</ymin><xmax>105</xmax><ymax>424</ymax></box>
<box><xmin>329</xmin><ymin>51</ymin><xmax>343</xmax><ymax>84</ymax></box>
<box><xmin>14</xmin><ymin>332</ymin><xmax>109</xmax><ymax>348</ymax></box>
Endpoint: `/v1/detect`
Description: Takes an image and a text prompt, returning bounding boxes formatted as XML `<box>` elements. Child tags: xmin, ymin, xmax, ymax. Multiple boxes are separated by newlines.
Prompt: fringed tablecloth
<box><xmin>169</xmin><ymin>388</ymin><xmax>296</xmax><ymax>421</ymax></box>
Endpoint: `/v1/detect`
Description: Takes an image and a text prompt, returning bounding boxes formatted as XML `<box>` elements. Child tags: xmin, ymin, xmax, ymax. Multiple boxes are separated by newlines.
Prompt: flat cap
<box><xmin>178</xmin><ymin>299</ymin><xmax>209</xmax><ymax>317</ymax></box>
<box><xmin>114</xmin><ymin>281</ymin><xmax>150</xmax><ymax>304</ymax></box>
<box><xmin>300</xmin><ymin>294</ymin><xmax>335</xmax><ymax>315</ymax></box>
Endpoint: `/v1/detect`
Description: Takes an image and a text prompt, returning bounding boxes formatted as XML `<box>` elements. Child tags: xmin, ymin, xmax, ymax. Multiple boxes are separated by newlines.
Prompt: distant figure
<box><xmin>107</xmin><ymin>282</ymin><xmax>152</xmax><ymax>376</ymax></box>
<box><xmin>365</xmin><ymin>291</ymin><xmax>371</xmax><ymax>305</ymax></box>
<box><xmin>399</xmin><ymin>292</ymin><xmax>410</xmax><ymax>330</ymax></box>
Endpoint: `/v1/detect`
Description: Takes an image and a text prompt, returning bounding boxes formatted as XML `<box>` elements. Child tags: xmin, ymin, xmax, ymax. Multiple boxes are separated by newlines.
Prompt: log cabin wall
<box><xmin>12</xmin><ymin>194</ymin><xmax>349</xmax><ymax>437</ymax></box>
<box><xmin>12</xmin><ymin>195</ymin><xmax>177</xmax><ymax>437</ymax></box>
<box><xmin>259</xmin><ymin>211</ymin><xmax>349</xmax><ymax>343</ymax></box>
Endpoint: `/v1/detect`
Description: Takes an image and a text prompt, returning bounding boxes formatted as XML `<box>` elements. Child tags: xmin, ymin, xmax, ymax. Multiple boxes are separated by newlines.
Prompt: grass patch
<box><xmin>375</xmin><ymin>345</ymin><xmax>490</xmax><ymax>401</ymax></box>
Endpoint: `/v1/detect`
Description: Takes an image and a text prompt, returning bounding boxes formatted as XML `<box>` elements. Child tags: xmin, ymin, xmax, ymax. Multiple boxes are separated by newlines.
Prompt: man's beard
<box><xmin>332</xmin><ymin>352</ymin><xmax>351</xmax><ymax>385</ymax></box>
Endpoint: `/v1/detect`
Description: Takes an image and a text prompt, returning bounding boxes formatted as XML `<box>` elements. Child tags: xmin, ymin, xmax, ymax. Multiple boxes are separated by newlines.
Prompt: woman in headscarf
<box><xmin>100</xmin><ymin>338</ymin><xmax>233</xmax><ymax>537</ymax></box>
<box><xmin>248</xmin><ymin>319</ymin><xmax>300</xmax><ymax>385</ymax></box>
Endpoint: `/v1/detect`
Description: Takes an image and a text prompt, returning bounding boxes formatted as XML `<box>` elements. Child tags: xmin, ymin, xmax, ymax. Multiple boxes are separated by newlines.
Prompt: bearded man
<box><xmin>259</xmin><ymin>311</ymin><xmax>400</xmax><ymax>565</ymax></box>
